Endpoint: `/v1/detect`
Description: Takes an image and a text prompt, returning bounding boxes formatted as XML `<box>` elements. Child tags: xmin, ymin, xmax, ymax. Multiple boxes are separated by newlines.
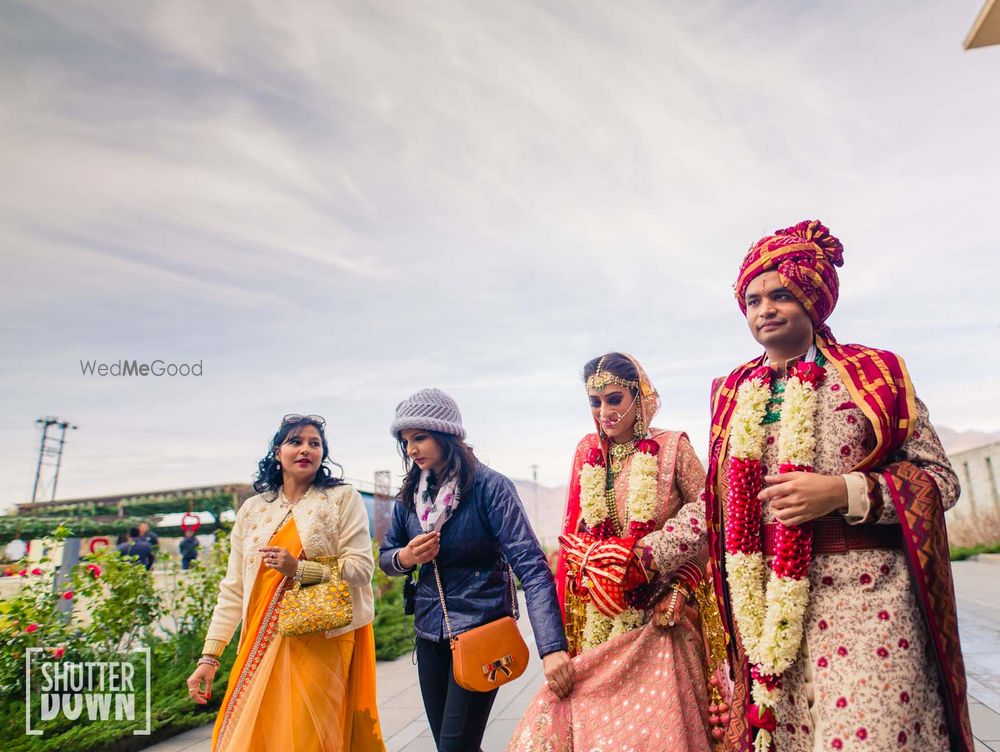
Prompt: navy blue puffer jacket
<box><xmin>379</xmin><ymin>464</ymin><xmax>567</xmax><ymax>658</ymax></box>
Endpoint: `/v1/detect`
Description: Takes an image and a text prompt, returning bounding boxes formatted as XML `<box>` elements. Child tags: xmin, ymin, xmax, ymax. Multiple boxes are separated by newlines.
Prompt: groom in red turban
<box><xmin>705</xmin><ymin>220</ymin><xmax>973</xmax><ymax>751</ymax></box>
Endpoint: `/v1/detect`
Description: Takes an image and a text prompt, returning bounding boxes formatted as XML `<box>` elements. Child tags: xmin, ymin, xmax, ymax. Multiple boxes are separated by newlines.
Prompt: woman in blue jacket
<box><xmin>380</xmin><ymin>388</ymin><xmax>573</xmax><ymax>751</ymax></box>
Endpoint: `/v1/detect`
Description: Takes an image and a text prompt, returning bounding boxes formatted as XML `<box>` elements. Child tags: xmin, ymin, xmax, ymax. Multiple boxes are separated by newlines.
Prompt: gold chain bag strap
<box><xmin>432</xmin><ymin>559</ymin><xmax>529</xmax><ymax>692</ymax></box>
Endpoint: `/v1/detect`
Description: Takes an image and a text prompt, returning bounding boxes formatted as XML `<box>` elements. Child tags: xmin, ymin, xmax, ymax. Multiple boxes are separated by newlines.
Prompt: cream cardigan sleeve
<box><xmin>202</xmin><ymin>503</ymin><xmax>249</xmax><ymax>654</ymax></box>
<box><xmin>336</xmin><ymin>488</ymin><xmax>375</xmax><ymax>587</ymax></box>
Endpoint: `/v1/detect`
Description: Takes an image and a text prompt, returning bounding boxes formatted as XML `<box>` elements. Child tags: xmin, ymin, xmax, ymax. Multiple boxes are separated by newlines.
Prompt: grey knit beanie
<box><xmin>390</xmin><ymin>388</ymin><xmax>465</xmax><ymax>439</ymax></box>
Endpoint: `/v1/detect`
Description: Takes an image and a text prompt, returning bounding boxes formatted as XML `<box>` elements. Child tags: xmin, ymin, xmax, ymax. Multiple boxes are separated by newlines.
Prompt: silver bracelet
<box><xmin>197</xmin><ymin>655</ymin><xmax>221</xmax><ymax>669</ymax></box>
<box><xmin>293</xmin><ymin>560</ymin><xmax>305</xmax><ymax>583</ymax></box>
<box><xmin>393</xmin><ymin>550</ymin><xmax>413</xmax><ymax>573</ymax></box>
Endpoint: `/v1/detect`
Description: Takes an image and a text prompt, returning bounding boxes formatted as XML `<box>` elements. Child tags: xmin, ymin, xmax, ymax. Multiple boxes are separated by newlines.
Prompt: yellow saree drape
<box><xmin>212</xmin><ymin>517</ymin><xmax>384</xmax><ymax>752</ymax></box>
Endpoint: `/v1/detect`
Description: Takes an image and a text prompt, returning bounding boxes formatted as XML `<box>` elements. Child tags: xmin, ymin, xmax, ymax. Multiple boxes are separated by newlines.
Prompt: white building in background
<box><xmin>947</xmin><ymin>441</ymin><xmax>1000</xmax><ymax>525</ymax></box>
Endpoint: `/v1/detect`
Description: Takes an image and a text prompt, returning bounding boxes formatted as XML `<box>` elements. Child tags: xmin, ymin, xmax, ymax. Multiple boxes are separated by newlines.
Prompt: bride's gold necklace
<box><xmin>608</xmin><ymin>440</ymin><xmax>637</xmax><ymax>474</ymax></box>
<box><xmin>605</xmin><ymin>441</ymin><xmax>637</xmax><ymax>534</ymax></box>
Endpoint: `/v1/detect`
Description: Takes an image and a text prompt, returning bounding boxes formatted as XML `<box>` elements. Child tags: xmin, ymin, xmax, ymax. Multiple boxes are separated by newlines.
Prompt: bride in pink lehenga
<box><xmin>509</xmin><ymin>352</ymin><xmax>726</xmax><ymax>752</ymax></box>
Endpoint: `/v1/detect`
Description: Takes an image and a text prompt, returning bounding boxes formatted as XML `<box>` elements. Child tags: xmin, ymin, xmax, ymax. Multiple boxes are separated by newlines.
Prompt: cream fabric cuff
<box><xmin>201</xmin><ymin>639</ymin><xmax>228</xmax><ymax>657</ymax></box>
<box><xmin>842</xmin><ymin>472</ymin><xmax>869</xmax><ymax>524</ymax></box>
<box><xmin>300</xmin><ymin>560</ymin><xmax>332</xmax><ymax>585</ymax></box>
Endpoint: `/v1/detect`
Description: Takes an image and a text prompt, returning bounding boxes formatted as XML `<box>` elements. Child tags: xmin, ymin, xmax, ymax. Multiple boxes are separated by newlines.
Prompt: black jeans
<box><xmin>416</xmin><ymin>637</ymin><xmax>498</xmax><ymax>751</ymax></box>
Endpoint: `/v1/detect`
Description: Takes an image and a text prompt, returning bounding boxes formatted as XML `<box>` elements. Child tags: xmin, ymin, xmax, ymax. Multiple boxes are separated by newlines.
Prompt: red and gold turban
<box><xmin>734</xmin><ymin>219</ymin><xmax>844</xmax><ymax>340</ymax></box>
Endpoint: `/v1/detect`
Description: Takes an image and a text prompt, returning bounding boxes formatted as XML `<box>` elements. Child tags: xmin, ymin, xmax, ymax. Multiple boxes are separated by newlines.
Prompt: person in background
<box><xmin>179</xmin><ymin>528</ymin><xmax>200</xmax><ymax>570</ymax></box>
<box><xmin>117</xmin><ymin>527</ymin><xmax>154</xmax><ymax>570</ymax></box>
<box><xmin>137</xmin><ymin>521</ymin><xmax>159</xmax><ymax>565</ymax></box>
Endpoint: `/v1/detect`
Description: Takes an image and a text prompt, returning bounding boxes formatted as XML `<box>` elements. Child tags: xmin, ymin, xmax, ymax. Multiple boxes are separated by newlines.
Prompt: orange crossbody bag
<box><xmin>432</xmin><ymin>560</ymin><xmax>529</xmax><ymax>692</ymax></box>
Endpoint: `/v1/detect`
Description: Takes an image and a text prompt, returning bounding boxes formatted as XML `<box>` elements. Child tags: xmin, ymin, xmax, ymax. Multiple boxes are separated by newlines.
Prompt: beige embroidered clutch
<box><xmin>277</xmin><ymin>556</ymin><xmax>353</xmax><ymax>636</ymax></box>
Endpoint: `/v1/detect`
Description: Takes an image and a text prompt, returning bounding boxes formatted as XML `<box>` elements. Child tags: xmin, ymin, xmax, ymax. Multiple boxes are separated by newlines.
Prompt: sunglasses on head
<box><xmin>281</xmin><ymin>414</ymin><xmax>326</xmax><ymax>429</ymax></box>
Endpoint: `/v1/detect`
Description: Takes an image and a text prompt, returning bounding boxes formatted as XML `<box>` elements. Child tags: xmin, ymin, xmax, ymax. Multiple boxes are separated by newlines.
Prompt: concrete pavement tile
<box><xmin>396</xmin><ymin>732</ymin><xmax>439</xmax><ymax>752</ymax></box>
<box><xmin>969</xmin><ymin>667</ymin><xmax>1000</xmax><ymax>712</ymax></box>
<box><xmin>970</xmin><ymin>701</ymin><xmax>1000</xmax><ymax>742</ymax></box>
<box><xmin>493</xmin><ymin>678</ymin><xmax>542</xmax><ymax>720</ymax></box>
<box><xmin>483</xmin><ymin>718</ymin><xmax>520</xmax><ymax>752</ymax></box>
<box><xmin>386</xmin><ymin>719</ymin><xmax>432</xmax><ymax>752</ymax></box>
<box><xmin>143</xmin><ymin>736</ymin><xmax>209</xmax><ymax>751</ymax></box>
<box><xmin>377</xmin><ymin>704</ymin><xmax>426</xmax><ymax>740</ymax></box>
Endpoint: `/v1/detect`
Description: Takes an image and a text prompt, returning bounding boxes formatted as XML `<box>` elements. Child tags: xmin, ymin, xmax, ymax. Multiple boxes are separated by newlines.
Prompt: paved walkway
<box><xmin>147</xmin><ymin>559</ymin><xmax>1000</xmax><ymax>751</ymax></box>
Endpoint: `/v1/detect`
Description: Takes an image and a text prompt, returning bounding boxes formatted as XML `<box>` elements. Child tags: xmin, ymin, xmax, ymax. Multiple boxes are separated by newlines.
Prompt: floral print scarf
<box><xmin>414</xmin><ymin>466</ymin><xmax>461</xmax><ymax>533</ymax></box>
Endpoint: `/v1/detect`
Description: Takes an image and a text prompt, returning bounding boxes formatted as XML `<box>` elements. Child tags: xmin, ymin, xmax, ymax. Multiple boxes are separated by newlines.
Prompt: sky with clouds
<box><xmin>1</xmin><ymin>0</ymin><xmax>998</xmax><ymax>509</ymax></box>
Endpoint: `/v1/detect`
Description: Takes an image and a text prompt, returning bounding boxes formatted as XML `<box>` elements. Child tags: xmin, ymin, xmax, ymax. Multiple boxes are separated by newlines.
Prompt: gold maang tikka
<box><xmin>586</xmin><ymin>356</ymin><xmax>640</xmax><ymax>393</ymax></box>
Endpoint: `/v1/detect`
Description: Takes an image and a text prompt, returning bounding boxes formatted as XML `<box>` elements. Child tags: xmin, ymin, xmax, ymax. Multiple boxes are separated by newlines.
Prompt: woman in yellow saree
<box><xmin>187</xmin><ymin>414</ymin><xmax>385</xmax><ymax>752</ymax></box>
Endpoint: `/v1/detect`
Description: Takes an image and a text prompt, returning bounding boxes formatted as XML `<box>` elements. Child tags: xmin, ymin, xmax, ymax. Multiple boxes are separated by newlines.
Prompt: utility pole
<box><xmin>530</xmin><ymin>463</ymin><xmax>539</xmax><ymax>534</ymax></box>
<box><xmin>31</xmin><ymin>417</ymin><xmax>77</xmax><ymax>502</ymax></box>
<box><xmin>373</xmin><ymin>470</ymin><xmax>392</xmax><ymax>543</ymax></box>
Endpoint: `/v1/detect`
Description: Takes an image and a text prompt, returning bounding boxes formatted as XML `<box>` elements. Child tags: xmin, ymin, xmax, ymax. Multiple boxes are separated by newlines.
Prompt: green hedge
<box><xmin>12</xmin><ymin>494</ymin><xmax>237</xmax><ymax>521</ymax></box>
<box><xmin>0</xmin><ymin>517</ymin><xmax>224</xmax><ymax>545</ymax></box>
<box><xmin>950</xmin><ymin>542</ymin><xmax>1000</xmax><ymax>561</ymax></box>
<box><xmin>372</xmin><ymin>576</ymin><xmax>414</xmax><ymax>661</ymax></box>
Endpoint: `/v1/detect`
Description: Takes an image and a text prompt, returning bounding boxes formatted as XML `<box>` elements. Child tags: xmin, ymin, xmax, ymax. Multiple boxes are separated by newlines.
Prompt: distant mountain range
<box><xmin>512</xmin><ymin>427</ymin><xmax>1000</xmax><ymax>540</ymax></box>
<box><xmin>511</xmin><ymin>479</ymin><xmax>569</xmax><ymax>544</ymax></box>
<box><xmin>937</xmin><ymin>427</ymin><xmax>1000</xmax><ymax>454</ymax></box>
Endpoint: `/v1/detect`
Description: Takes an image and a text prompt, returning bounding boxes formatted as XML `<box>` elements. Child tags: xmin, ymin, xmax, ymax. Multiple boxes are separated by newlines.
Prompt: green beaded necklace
<box><xmin>762</xmin><ymin>352</ymin><xmax>827</xmax><ymax>425</ymax></box>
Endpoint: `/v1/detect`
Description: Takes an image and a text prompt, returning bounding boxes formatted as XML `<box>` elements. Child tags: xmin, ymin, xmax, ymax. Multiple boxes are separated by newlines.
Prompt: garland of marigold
<box><xmin>577</xmin><ymin>438</ymin><xmax>659</xmax><ymax>650</ymax></box>
<box><xmin>724</xmin><ymin>360</ymin><xmax>826</xmax><ymax>752</ymax></box>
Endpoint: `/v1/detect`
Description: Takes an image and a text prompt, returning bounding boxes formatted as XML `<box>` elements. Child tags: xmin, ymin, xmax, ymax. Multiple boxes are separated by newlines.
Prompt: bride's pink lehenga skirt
<box><xmin>509</xmin><ymin>612</ymin><xmax>712</xmax><ymax>752</ymax></box>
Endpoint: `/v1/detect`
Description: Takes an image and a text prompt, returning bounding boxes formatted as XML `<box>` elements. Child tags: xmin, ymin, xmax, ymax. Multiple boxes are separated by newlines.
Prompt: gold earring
<box><xmin>633</xmin><ymin>404</ymin><xmax>645</xmax><ymax>439</ymax></box>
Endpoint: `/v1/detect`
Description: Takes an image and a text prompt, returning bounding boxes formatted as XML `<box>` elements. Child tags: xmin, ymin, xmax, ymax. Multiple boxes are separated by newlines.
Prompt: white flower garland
<box><xmin>725</xmin><ymin>377</ymin><xmax>771</xmax><ymax>662</ymax></box>
<box><xmin>729</xmin><ymin>378</ymin><xmax>771</xmax><ymax>459</ymax></box>
<box><xmin>627</xmin><ymin>451</ymin><xmax>659</xmax><ymax>522</ymax></box>
<box><xmin>581</xmin><ymin>602</ymin><xmax>612</xmax><ymax>650</ymax></box>
<box><xmin>576</xmin><ymin>442</ymin><xmax>658</xmax><ymax>649</ymax></box>
<box><xmin>724</xmin><ymin>367</ymin><xmax>820</xmax><ymax>751</ymax></box>
<box><xmin>579</xmin><ymin>462</ymin><xmax>607</xmax><ymax>527</ymax></box>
